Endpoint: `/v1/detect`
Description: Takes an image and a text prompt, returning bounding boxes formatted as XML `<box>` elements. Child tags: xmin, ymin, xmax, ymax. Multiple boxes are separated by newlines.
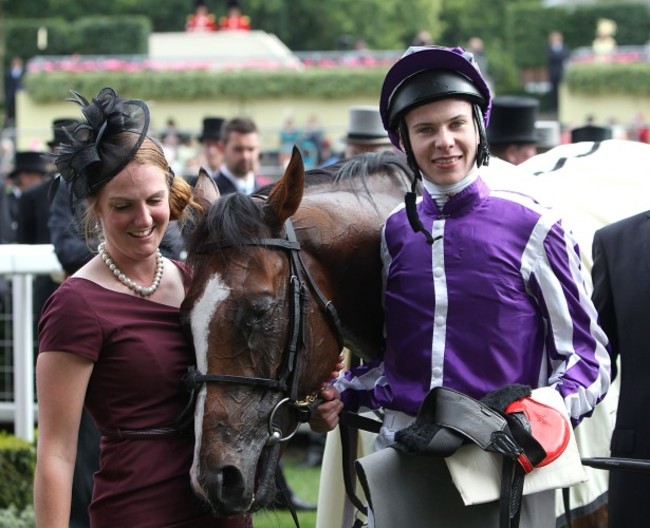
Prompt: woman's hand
<box><xmin>309</xmin><ymin>386</ymin><xmax>343</xmax><ymax>433</ymax></box>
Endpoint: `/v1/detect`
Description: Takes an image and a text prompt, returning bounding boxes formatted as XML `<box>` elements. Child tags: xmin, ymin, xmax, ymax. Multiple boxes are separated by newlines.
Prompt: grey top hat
<box><xmin>487</xmin><ymin>95</ymin><xmax>540</xmax><ymax>145</ymax></box>
<box><xmin>535</xmin><ymin>120</ymin><xmax>561</xmax><ymax>150</ymax></box>
<box><xmin>345</xmin><ymin>106</ymin><xmax>392</xmax><ymax>145</ymax></box>
<box><xmin>198</xmin><ymin>117</ymin><xmax>225</xmax><ymax>142</ymax></box>
<box><xmin>9</xmin><ymin>151</ymin><xmax>50</xmax><ymax>179</ymax></box>
<box><xmin>570</xmin><ymin>125</ymin><xmax>612</xmax><ymax>143</ymax></box>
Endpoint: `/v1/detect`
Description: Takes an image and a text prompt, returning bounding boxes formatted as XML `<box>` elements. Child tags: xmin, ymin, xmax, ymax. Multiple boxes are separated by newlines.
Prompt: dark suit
<box><xmin>214</xmin><ymin>171</ymin><xmax>269</xmax><ymax>195</ymax></box>
<box><xmin>592</xmin><ymin>210</ymin><xmax>650</xmax><ymax>528</ymax></box>
<box><xmin>0</xmin><ymin>184</ymin><xmax>14</xmax><ymax>313</ymax></box>
<box><xmin>0</xmin><ymin>183</ymin><xmax>14</xmax><ymax>244</ymax></box>
<box><xmin>547</xmin><ymin>42</ymin><xmax>569</xmax><ymax>113</ymax></box>
<box><xmin>18</xmin><ymin>179</ymin><xmax>59</xmax><ymax>320</ymax></box>
<box><xmin>214</xmin><ymin>172</ymin><xmax>238</xmax><ymax>195</ymax></box>
<box><xmin>5</xmin><ymin>187</ymin><xmax>20</xmax><ymax>243</ymax></box>
<box><xmin>18</xmin><ymin>180</ymin><xmax>51</xmax><ymax>244</ymax></box>
<box><xmin>48</xmin><ymin>180</ymin><xmax>92</xmax><ymax>276</ymax></box>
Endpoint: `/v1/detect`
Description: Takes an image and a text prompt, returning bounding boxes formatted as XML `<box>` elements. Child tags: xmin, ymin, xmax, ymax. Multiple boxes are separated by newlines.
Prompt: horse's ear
<box><xmin>194</xmin><ymin>167</ymin><xmax>220</xmax><ymax>206</ymax></box>
<box><xmin>264</xmin><ymin>146</ymin><xmax>304</xmax><ymax>227</ymax></box>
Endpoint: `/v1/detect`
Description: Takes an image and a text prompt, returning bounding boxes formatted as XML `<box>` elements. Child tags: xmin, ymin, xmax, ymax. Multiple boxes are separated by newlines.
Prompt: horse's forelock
<box><xmin>206</xmin><ymin>192</ymin><xmax>271</xmax><ymax>248</ymax></box>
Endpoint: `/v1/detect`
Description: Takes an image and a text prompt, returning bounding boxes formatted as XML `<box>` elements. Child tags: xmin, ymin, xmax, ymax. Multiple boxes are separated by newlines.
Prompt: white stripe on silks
<box><xmin>188</xmin><ymin>272</ymin><xmax>230</xmax><ymax>498</ymax></box>
<box><xmin>521</xmin><ymin>209</ymin><xmax>575</xmax><ymax>368</ymax></box>
<box><xmin>560</xmin><ymin>224</ymin><xmax>612</xmax><ymax>415</ymax></box>
<box><xmin>521</xmin><ymin>210</ymin><xmax>608</xmax><ymax>421</ymax></box>
<box><xmin>429</xmin><ymin>217</ymin><xmax>447</xmax><ymax>390</ymax></box>
<box><xmin>520</xmin><ymin>212</ymin><xmax>564</xmax><ymax>279</ymax></box>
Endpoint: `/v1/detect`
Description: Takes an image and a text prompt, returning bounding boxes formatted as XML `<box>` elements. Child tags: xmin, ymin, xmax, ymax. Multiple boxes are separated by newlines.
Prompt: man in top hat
<box><xmin>571</xmin><ymin>123</ymin><xmax>613</xmax><ymax>143</ymax></box>
<box><xmin>343</xmin><ymin>105</ymin><xmax>395</xmax><ymax>159</ymax></box>
<box><xmin>18</xmin><ymin>119</ymin><xmax>75</xmax><ymax>246</ymax></box>
<box><xmin>1</xmin><ymin>150</ymin><xmax>51</xmax><ymax>243</ymax></box>
<box><xmin>535</xmin><ymin>120</ymin><xmax>562</xmax><ymax>154</ymax></box>
<box><xmin>322</xmin><ymin>105</ymin><xmax>396</xmax><ymax>166</ymax></box>
<box><xmin>487</xmin><ymin>95</ymin><xmax>540</xmax><ymax>165</ymax></box>
<box><xmin>197</xmin><ymin>116</ymin><xmax>225</xmax><ymax>179</ymax></box>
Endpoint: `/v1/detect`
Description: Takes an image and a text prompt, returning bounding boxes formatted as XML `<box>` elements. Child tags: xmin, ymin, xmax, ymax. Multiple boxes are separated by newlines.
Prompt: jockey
<box><xmin>312</xmin><ymin>45</ymin><xmax>611</xmax><ymax>527</ymax></box>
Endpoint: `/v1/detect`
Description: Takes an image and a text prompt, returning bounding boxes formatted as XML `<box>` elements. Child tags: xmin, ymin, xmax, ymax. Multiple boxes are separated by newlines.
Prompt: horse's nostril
<box><xmin>221</xmin><ymin>465</ymin><xmax>245</xmax><ymax>497</ymax></box>
<box><xmin>203</xmin><ymin>464</ymin><xmax>251</xmax><ymax>514</ymax></box>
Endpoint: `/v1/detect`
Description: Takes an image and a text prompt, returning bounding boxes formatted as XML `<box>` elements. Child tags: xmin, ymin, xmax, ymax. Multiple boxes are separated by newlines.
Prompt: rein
<box><xmin>181</xmin><ymin>217</ymin><xmax>345</xmax><ymax>446</ymax></box>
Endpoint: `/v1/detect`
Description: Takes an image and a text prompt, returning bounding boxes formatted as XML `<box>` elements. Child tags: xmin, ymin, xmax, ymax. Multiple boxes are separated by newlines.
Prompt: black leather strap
<box><xmin>338</xmin><ymin>410</ymin><xmax>383</xmax><ymax>519</ymax></box>
<box><xmin>339</xmin><ymin>421</ymin><xmax>369</xmax><ymax>516</ymax></box>
<box><xmin>100</xmin><ymin>426</ymin><xmax>186</xmax><ymax>440</ymax></box>
<box><xmin>339</xmin><ymin>409</ymin><xmax>382</xmax><ymax>434</ymax></box>
<box><xmin>581</xmin><ymin>456</ymin><xmax>650</xmax><ymax>472</ymax></box>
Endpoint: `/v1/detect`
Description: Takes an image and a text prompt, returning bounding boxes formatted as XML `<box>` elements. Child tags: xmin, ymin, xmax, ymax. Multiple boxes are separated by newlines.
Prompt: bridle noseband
<box><xmin>182</xmin><ymin>218</ymin><xmax>345</xmax><ymax>446</ymax></box>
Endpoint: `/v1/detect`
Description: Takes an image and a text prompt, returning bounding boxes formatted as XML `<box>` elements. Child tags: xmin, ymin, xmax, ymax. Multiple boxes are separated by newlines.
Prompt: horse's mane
<box><xmin>332</xmin><ymin>150</ymin><xmax>412</xmax><ymax>188</ymax></box>
<box><xmin>255</xmin><ymin>150</ymin><xmax>413</xmax><ymax>195</ymax></box>
<box><xmin>186</xmin><ymin>150</ymin><xmax>414</xmax><ymax>257</ymax></box>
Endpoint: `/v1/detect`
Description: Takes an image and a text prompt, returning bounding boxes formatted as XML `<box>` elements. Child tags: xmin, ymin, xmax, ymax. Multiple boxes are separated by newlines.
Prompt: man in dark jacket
<box><xmin>487</xmin><ymin>95</ymin><xmax>540</xmax><ymax>166</ymax></box>
<box><xmin>592</xmin><ymin>212</ymin><xmax>650</xmax><ymax>528</ymax></box>
<box><xmin>213</xmin><ymin>117</ymin><xmax>269</xmax><ymax>194</ymax></box>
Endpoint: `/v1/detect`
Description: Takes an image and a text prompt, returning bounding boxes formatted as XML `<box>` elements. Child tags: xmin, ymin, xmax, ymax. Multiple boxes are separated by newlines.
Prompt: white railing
<box><xmin>0</xmin><ymin>244</ymin><xmax>63</xmax><ymax>442</ymax></box>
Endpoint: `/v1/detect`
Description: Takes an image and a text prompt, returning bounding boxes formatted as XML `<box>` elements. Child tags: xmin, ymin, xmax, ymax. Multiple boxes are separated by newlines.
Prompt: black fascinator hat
<box><xmin>55</xmin><ymin>87</ymin><xmax>150</xmax><ymax>201</ymax></box>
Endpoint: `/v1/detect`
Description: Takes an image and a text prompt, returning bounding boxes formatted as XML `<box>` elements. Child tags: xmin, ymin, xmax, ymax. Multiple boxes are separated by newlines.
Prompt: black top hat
<box><xmin>487</xmin><ymin>95</ymin><xmax>540</xmax><ymax>145</ymax></box>
<box><xmin>9</xmin><ymin>151</ymin><xmax>50</xmax><ymax>179</ymax></box>
<box><xmin>47</xmin><ymin>118</ymin><xmax>77</xmax><ymax>148</ymax></box>
<box><xmin>198</xmin><ymin>117</ymin><xmax>225</xmax><ymax>142</ymax></box>
<box><xmin>570</xmin><ymin>125</ymin><xmax>612</xmax><ymax>143</ymax></box>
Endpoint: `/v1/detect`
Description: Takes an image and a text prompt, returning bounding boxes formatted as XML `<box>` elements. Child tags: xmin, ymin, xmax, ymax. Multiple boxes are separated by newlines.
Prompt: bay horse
<box><xmin>181</xmin><ymin>147</ymin><xmax>413</xmax><ymax>515</ymax></box>
<box><xmin>182</xmin><ymin>139</ymin><xmax>643</xmax><ymax>526</ymax></box>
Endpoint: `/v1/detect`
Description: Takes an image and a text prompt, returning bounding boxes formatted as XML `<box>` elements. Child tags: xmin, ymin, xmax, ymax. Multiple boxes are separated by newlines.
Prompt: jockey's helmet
<box><xmin>379</xmin><ymin>45</ymin><xmax>492</xmax><ymax>167</ymax></box>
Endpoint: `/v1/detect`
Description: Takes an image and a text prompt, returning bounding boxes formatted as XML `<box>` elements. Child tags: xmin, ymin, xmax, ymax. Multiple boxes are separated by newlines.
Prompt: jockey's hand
<box><xmin>309</xmin><ymin>386</ymin><xmax>343</xmax><ymax>433</ymax></box>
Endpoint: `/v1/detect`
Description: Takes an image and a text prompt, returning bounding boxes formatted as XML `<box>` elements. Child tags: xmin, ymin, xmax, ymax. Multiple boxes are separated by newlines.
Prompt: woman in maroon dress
<box><xmin>34</xmin><ymin>87</ymin><xmax>252</xmax><ymax>528</ymax></box>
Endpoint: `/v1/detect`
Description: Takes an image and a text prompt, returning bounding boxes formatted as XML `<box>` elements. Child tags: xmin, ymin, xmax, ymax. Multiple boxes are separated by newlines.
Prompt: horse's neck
<box><xmin>295</xmin><ymin>194</ymin><xmax>396</xmax><ymax>361</ymax></box>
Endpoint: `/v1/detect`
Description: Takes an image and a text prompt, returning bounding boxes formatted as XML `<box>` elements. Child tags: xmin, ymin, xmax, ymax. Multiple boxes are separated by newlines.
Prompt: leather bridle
<box><xmin>182</xmin><ymin>218</ymin><xmax>345</xmax><ymax>446</ymax></box>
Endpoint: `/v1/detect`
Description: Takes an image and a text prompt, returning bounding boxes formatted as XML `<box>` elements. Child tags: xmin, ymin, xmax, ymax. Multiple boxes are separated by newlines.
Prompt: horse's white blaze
<box><xmin>188</xmin><ymin>272</ymin><xmax>230</xmax><ymax>496</ymax></box>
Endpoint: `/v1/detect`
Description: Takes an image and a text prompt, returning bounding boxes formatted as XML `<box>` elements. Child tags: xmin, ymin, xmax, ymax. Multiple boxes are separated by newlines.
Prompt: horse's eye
<box><xmin>239</xmin><ymin>295</ymin><xmax>280</xmax><ymax>329</ymax></box>
<box><xmin>249</xmin><ymin>296</ymin><xmax>276</xmax><ymax>317</ymax></box>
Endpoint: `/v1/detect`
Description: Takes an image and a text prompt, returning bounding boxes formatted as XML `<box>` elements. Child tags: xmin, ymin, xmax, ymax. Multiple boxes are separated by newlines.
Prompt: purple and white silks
<box><xmin>335</xmin><ymin>176</ymin><xmax>610</xmax><ymax>426</ymax></box>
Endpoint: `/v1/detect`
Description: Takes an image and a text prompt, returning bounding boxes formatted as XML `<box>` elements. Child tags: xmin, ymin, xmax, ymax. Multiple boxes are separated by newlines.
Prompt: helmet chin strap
<box><xmin>474</xmin><ymin>103</ymin><xmax>490</xmax><ymax>168</ymax></box>
<box><xmin>398</xmin><ymin>104</ymin><xmax>488</xmax><ymax>245</ymax></box>
<box><xmin>399</xmin><ymin>121</ymin><xmax>434</xmax><ymax>245</ymax></box>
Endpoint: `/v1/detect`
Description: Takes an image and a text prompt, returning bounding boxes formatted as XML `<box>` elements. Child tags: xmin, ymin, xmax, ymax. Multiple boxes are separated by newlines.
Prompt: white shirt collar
<box><xmin>422</xmin><ymin>168</ymin><xmax>479</xmax><ymax>209</ymax></box>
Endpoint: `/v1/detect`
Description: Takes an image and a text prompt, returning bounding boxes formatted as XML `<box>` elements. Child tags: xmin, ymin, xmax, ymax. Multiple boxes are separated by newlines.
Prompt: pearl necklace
<box><xmin>98</xmin><ymin>242</ymin><xmax>164</xmax><ymax>297</ymax></box>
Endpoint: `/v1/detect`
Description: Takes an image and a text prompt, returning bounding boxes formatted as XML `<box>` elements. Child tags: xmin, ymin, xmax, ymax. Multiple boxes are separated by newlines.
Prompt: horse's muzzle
<box><xmin>198</xmin><ymin>441</ymin><xmax>281</xmax><ymax>514</ymax></box>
